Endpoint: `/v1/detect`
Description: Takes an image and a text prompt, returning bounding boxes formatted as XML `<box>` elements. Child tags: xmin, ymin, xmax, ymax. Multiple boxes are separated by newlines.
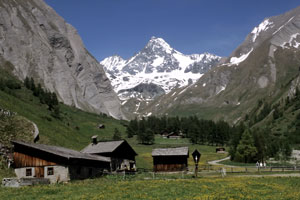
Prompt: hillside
<box><xmin>0</xmin><ymin>67</ymin><xmax>228</xmax><ymax>172</ymax></box>
<box><xmin>0</xmin><ymin>0</ymin><xmax>124</xmax><ymax>119</ymax></box>
<box><xmin>139</xmin><ymin>6</ymin><xmax>300</xmax><ymax>125</ymax></box>
<box><xmin>0</xmin><ymin>66</ymin><xmax>127</xmax><ymax>150</ymax></box>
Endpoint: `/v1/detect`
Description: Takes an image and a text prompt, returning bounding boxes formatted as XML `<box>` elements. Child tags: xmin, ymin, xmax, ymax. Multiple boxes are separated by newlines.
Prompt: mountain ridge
<box><xmin>0</xmin><ymin>0</ymin><xmax>125</xmax><ymax>119</ymax></box>
<box><xmin>101</xmin><ymin>36</ymin><xmax>221</xmax><ymax>102</ymax></box>
<box><xmin>137</xmin><ymin>6</ymin><xmax>300</xmax><ymax>122</ymax></box>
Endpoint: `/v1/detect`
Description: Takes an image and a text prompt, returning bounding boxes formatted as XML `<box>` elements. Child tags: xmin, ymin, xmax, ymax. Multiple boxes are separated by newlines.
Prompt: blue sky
<box><xmin>45</xmin><ymin>0</ymin><xmax>300</xmax><ymax>61</ymax></box>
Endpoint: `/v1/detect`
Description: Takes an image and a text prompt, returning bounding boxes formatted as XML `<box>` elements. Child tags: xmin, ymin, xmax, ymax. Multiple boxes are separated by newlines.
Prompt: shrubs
<box><xmin>24</xmin><ymin>77</ymin><xmax>60</xmax><ymax>119</ymax></box>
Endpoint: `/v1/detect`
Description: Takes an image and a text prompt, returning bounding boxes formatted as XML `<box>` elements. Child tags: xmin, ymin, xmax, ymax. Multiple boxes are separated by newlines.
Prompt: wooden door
<box><xmin>35</xmin><ymin>167</ymin><xmax>44</xmax><ymax>178</ymax></box>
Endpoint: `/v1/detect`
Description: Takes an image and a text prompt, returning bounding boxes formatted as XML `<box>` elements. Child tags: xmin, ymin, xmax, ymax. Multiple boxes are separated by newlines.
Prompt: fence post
<box><xmin>231</xmin><ymin>167</ymin><xmax>233</xmax><ymax>173</ymax></box>
<box><xmin>245</xmin><ymin>167</ymin><xmax>247</xmax><ymax>172</ymax></box>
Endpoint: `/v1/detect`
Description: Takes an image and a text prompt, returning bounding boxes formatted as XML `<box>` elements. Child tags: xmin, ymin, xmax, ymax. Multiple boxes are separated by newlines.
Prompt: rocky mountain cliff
<box><xmin>0</xmin><ymin>0</ymin><xmax>124</xmax><ymax>119</ymax></box>
<box><xmin>139</xmin><ymin>6</ymin><xmax>300</xmax><ymax>122</ymax></box>
<box><xmin>101</xmin><ymin>37</ymin><xmax>221</xmax><ymax>101</ymax></box>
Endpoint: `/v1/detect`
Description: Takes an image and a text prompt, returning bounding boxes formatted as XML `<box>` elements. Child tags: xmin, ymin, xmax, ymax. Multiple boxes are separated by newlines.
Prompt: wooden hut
<box><xmin>216</xmin><ymin>147</ymin><xmax>226</xmax><ymax>153</ymax></box>
<box><xmin>12</xmin><ymin>140</ymin><xmax>111</xmax><ymax>183</ymax></box>
<box><xmin>81</xmin><ymin>138</ymin><xmax>137</xmax><ymax>171</ymax></box>
<box><xmin>152</xmin><ymin>147</ymin><xmax>189</xmax><ymax>172</ymax></box>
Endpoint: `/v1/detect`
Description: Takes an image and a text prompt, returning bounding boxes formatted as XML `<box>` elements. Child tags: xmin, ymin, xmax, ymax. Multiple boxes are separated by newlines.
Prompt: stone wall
<box><xmin>15</xmin><ymin>165</ymin><xmax>70</xmax><ymax>183</ymax></box>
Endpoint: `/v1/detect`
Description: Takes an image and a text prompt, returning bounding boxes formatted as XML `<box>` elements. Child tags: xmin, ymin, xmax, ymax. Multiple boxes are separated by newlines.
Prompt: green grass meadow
<box><xmin>1</xmin><ymin>176</ymin><xmax>300</xmax><ymax>200</ymax></box>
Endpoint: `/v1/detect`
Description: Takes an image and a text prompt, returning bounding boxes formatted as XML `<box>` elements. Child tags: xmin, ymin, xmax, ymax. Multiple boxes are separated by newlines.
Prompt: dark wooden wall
<box><xmin>14</xmin><ymin>152</ymin><xmax>57</xmax><ymax>168</ymax></box>
<box><xmin>153</xmin><ymin>156</ymin><xmax>188</xmax><ymax>172</ymax></box>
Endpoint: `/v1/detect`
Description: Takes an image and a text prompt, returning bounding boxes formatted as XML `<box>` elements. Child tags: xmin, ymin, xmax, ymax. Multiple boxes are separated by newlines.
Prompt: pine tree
<box><xmin>51</xmin><ymin>92</ymin><xmax>59</xmax><ymax>106</ymax></box>
<box><xmin>234</xmin><ymin>129</ymin><xmax>257</xmax><ymax>163</ymax></box>
<box><xmin>30</xmin><ymin>77</ymin><xmax>35</xmax><ymax>91</ymax></box>
<box><xmin>113</xmin><ymin>128</ymin><xmax>122</xmax><ymax>140</ymax></box>
<box><xmin>24</xmin><ymin>77</ymin><xmax>30</xmax><ymax>89</ymax></box>
<box><xmin>51</xmin><ymin>105</ymin><xmax>61</xmax><ymax>119</ymax></box>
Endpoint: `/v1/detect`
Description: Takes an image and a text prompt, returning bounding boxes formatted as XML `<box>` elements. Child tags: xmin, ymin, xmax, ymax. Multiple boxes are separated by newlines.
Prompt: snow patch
<box><xmin>178</xmin><ymin>87</ymin><xmax>188</xmax><ymax>95</ymax></box>
<box><xmin>251</xmin><ymin>19</ymin><xmax>273</xmax><ymax>42</ymax></box>
<box><xmin>216</xmin><ymin>86</ymin><xmax>226</xmax><ymax>95</ymax></box>
<box><xmin>203</xmin><ymin>83</ymin><xmax>206</xmax><ymax>87</ymax></box>
<box><xmin>135</xmin><ymin>102</ymin><xmax>141</xmax><ymax>112</ymax></box>
<box><xmin>229</xmin><ymin>48</ymin><xmax>253</xmax><ymax>66</ymax></box>
<box><xmin>281</xmin><ymin>33</ymin><xmax>300</xmax><ymax>49</ymax></box>
<box><xmin>152</xmin><ymin>56</ymin><xmax>164</xmax><ymax>67</ymax></box>
<box><xmin>173</xmin><ymin>52</ymin><xmax>194</xmax><ymax>68</ymax></box>
<box><xmin>146</xmin><ymin>112</ymin><xmax>152</xmax><ymax>117</ymax></box>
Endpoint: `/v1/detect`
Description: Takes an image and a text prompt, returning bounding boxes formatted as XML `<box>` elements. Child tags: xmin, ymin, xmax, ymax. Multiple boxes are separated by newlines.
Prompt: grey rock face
<box><xmin>227</xmin><ymin>6</ymin><xmax>300</xmax><ymax>62</ymax></box>
<box><xmin>0</xmin><ymin>0</ymin><xmax>124</xmax><ymax>119</ymax></box>
<box><xmin>118</xmin><ymin>83</ymin><xmax>165</xmax><ymax>100</ymax></box>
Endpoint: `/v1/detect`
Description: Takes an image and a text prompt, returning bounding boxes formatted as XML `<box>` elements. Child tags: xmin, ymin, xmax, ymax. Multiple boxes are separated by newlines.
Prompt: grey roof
<box><xmin>81</xmin><ymin>140</ymin><xmax>125</xmax><ymax>154</ymax></box>
<box><xmin>12</xmin><ymin>140</ymin><xmax>110</xmax><ymax>162</ymax></box>
<box><xmin>152</xmin><ymin>147</ymin><xmax>189</xmax><ymax>156</ymax></box>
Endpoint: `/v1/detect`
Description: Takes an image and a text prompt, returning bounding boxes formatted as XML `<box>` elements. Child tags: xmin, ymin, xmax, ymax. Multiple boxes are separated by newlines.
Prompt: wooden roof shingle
<box><xmin>152</xmin><ymin>147</ymin><xmax>189</xmax><ymax>156</ymax></box>
<box><xmin>81</xmin><ymin>140</ymin><xmax>137</xmax><ymax>156</ymax></box>
<box><xmin>12</xmin><ymin>140</ymin><xmax>111</xmax><ymax>162</ymax></box>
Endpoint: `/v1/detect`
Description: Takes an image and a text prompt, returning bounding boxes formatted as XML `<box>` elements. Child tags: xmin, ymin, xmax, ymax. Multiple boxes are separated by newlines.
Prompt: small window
<box><xmin>47</xmin><ymin>167</ymin><xmax>54</xmax><ymax>176</ymax></box>
<box><xmin>26</xmin><ymin>168</ymin><xmax>32</xmax><ymax>176</ymax></box>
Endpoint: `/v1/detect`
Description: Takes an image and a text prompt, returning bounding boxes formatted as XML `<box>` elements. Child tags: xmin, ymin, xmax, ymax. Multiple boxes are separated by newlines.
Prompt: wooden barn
<box><xmin>152</xmin><ymin>147</ymin><xmax>189</xmax><ymax>172</ymax></box>
<box><xmin>81</xmin><ymin>138</ymin><xmax>137</xmax><ymax>171</ymax></box>
<box><xmin>12</xmin><ymin>140</ymin><xmax>111</xmax><ymax>183</ymax></box>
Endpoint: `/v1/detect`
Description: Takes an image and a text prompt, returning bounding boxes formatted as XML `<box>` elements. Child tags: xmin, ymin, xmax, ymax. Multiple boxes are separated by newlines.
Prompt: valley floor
<box><xmin>0</xmin><ymin>175</ymin><xmax>299</xmax><ymax>200</ymax></box>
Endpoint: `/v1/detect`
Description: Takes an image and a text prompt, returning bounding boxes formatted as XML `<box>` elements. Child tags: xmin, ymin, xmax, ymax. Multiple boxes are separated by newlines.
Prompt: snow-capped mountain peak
<box><xmin>145</xmin><ymin>36</ymin><xmax>174</xmax><ymax>54</ymax></box>
<box><xmin>101</xmin><ymin>55</ymin><xmax>126</xmax><ymax>72</ymax></box>
<box><xmin>100</xmin><ymin>36</ymin><xmax>222</xmax><ymax>101</ymax></box>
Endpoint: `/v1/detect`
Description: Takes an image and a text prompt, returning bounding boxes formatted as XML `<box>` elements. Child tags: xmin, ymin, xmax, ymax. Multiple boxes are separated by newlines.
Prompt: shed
<box><xmin>216</xmin><ymin>147</ymin><xmax>226</xmax><ymax>153</ymax></box>
<box><xmin>98</xmin><ymin>124</ymin><xmax>105</xmax><ymax>129</ymax></box>
<box><xmin>166</xmin><ymin>132</ymin><xmax>182</xmax><ymax>139</ymax></box>
<box><xmin>12</xmin><ymin>140</ymin><xmax>111</xmax><ymax>183</ymax></box>
<box><xmin>81</xmin><ymin>138</ymin><xmax>137</xmax><ymax>171</ymax></box>
<box><xmin>152</xmin><ymin>147</ymin><xmax>189</xmax><ymax>172</ymax></box>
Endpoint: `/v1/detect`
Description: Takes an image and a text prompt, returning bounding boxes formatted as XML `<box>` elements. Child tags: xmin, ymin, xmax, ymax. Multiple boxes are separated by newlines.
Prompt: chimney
<box><xmin>91</xmin><ymin>135</ymin><xmax>98</xmax><ymax>145</ymax></box>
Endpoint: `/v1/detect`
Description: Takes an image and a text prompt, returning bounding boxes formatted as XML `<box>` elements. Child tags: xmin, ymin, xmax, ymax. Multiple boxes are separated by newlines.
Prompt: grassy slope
<box><xmin>0</xmin><ymin>70</ymin><xmax>227</xmax><ymax>173</ymax></box>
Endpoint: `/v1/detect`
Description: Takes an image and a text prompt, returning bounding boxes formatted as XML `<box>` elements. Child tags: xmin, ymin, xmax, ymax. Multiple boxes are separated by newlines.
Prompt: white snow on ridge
<box><xmin>229</xmin><ymin>48</ymin><xmax>253</xmax><ymax>66</ymax></box>
<box><xmin>281</xmin><ymin>33</ymin><xmax>300</xmax><ymax>49</ymax></box>
<box><xmin>251</xmin><ymin>19</ymin><xmax>274</xmax><ymax>42</ymax></box>
<box><xmin>101</xmin><ymin>36</ymin><xmax>221</xmax><ymax>101</ymax></box>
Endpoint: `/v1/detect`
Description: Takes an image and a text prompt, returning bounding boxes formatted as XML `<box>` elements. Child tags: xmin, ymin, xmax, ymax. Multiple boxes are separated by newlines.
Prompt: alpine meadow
<box><xmin>1</xmin><ymin>0</ymin><xmax>300</xmax><ymax>199</ymax></box>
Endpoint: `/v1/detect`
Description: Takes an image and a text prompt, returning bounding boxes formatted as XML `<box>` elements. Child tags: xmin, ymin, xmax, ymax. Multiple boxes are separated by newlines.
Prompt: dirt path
<box><xmin>208</xmin><ymin>156</ymin><xmax>230</xmax><ymax>166</ymax></box>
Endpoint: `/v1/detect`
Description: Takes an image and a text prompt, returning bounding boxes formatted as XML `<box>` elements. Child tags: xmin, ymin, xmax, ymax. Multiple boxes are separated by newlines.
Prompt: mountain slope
<box><xmin>140</xmin><ymin>6</ymin><xmax>300</xmax><ymax>123</ymax></box>
<box><xmin>0</xmin><ymin>0</ymin><xmax>124</xmax><ymax>119</ymax></box>
<box><xmin>101</xmin><ymin>37</ymin><xmax>221</xmax><ymax>101</ymax></box>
